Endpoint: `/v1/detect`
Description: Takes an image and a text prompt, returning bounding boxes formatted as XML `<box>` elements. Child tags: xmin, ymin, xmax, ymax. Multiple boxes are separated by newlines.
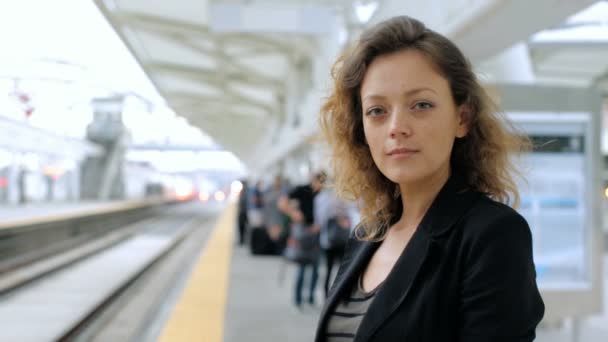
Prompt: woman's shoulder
<box><xmin>442</xmin><ymin>193</ymin><xmax>538</xmax><ymax>286</ymax></box>
<box><xmin>458</xmin><ymin>194</ymin><xmax>531</xmax><ymax>244</ymax></box>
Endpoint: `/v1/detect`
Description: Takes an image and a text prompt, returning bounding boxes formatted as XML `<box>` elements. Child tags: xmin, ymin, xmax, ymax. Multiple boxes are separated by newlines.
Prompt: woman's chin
<box><xmin>384</xmin><ymin>170</ymin><xmax>422</xmax><ymax>185</ymax></box>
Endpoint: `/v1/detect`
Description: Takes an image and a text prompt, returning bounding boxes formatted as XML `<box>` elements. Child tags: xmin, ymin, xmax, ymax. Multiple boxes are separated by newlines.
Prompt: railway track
<box><xmin>0</xmin><ymin>202</ymin><xmax>222</xmax><ymax>342</ymax></box>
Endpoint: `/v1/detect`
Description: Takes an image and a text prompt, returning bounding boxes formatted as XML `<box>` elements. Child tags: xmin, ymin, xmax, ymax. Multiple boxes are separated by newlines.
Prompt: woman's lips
<box><xmin>387</xmin><ymin>147</ymin><xmax>419</xmax><ymax>157</ymax></box>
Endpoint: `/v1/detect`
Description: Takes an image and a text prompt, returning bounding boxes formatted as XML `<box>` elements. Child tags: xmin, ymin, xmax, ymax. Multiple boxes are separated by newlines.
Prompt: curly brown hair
<box><xmin>319</xmin><ymin>16</ymin><xmax>529</xmax><ymax>241</ymax></box>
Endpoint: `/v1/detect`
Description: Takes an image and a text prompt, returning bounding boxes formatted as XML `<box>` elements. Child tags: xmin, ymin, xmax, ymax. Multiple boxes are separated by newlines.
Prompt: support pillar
<box><xmin>80</xmin><ymin>96</ymin><xmax>128</xmax><ymax>200</ymax></box>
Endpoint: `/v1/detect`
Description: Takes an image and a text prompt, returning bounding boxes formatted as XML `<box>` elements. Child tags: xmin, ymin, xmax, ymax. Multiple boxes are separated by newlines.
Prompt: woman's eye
<box><xmin>366</xmin><ymin>107</ymin><xmax>385</xmax><ymax>116</ymax></box>
<box><xmin>412</xmin><ymin>101</ymin><xmax>433</xmax><ymax>110</ymax></box>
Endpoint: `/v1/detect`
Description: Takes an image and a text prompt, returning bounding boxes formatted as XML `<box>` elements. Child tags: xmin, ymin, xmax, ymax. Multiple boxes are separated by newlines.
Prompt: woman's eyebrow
<box><xmin>362</xmin><ymin>87</ymin><xmax>437</xmax><ymax>103</ymax></box>
<box><xmin>403</xmin><ymin>87</ymin><xmax>437</xmax><ymax>96</ymax></box>
<box><xmin>361</xmin><ymin>94</ymin><xmax>385</xmax><ymax>103</ymax></box>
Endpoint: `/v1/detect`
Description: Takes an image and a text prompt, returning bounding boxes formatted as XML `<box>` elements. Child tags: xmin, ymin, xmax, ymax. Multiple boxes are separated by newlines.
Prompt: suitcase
<box><xmin>249</xmin><ymin>226</ymin><xmax>277</xmax><ymax>255</ymax></box>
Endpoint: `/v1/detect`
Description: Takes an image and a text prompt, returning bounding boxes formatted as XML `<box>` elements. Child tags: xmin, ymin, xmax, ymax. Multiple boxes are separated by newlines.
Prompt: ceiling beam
<box><xmin>529</xmin><ymin>40</ymin><xmax>608</xmax><ymax>51</ymax></box>
<box><xmin>181</xmin><ymin>38</ymin><xmax>285</xmax><ymax>89</ymax></box>
<box><xmin>114</xmin><ymin>10</ymin><xmax>316</xmax><ymax>59</ymax></box>
<box><xmin>132</xmin><ymin>25</ymin><xmax>287</xmax><ymax>91</ymax></box>
<box><xmin>146</xmin><ymin>61</ymin><xmax>282</xmax><ymax>90</ymax></box>
<box><xmin>166</xmin><ymin>90</ymin><xmax>274</xmax><ymax>116</ymax></box>
<box><xmin>450</xmin><ymin>0</ymin><xmax>598</xmax><ymax>62</ymax></box>
<box><xmin>151</xmin><ymin>64</ymin><xmax>285</xmax><ymax>121</ymax></box>
<box><xmin>173</xmin><ymin>100</ymin><xmax>269</xmax><ymax>119</ymax></box>
<box><xmin>220</xmin><ymin>32</ymin><xmax>317</xmax><ymax>60</ymax></box>
<box><xmin>535</xmin><ymin>65</ymin><xmax>601</xmax><ymax>76</ymax></box>
<box><xmin>114</xmin><ymin>11</ymin><xmax>213</xmax><ymax>39</ymax></box>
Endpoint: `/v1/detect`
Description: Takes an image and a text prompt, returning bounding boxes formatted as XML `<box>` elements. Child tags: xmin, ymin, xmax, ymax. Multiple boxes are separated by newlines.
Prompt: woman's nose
<box><xmin>388</xmin><ymin>110</ymin><xmax>412</xmax><ymax>138</ymax></box>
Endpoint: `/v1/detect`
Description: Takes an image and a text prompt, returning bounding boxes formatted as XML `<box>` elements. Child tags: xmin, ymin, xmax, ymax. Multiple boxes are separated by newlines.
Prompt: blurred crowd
<box><xmin>236</xmin><ymin>172</ymin><xmax>360</xmax><ymax>310</ymax></box>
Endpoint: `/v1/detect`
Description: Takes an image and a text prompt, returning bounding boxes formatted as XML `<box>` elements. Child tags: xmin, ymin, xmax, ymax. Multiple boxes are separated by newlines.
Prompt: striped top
<box><xmin>325</xmin><ymin>276</ymin><xmax>383</xmax><ymax>341</ymax></box>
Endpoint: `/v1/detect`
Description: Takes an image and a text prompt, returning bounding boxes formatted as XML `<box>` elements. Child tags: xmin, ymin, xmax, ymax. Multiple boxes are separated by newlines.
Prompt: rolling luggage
<box><xmin>250</xmin><ymin>226</ymin><xmax>276</xmax><ymax>255</ymax></box>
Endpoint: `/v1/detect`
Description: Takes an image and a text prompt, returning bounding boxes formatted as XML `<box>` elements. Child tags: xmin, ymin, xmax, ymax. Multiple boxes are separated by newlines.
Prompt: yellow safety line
<box><xmin>158</xmin><ymin>204</ymin><xmax>235</xmax><ymax>342</ymax></box>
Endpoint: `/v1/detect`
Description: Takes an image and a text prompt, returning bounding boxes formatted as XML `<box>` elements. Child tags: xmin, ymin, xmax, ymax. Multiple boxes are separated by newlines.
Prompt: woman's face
<box><xmin>361</xmin><ymin>49</ymin><xmax>468</xmax><ymax>187</ymax></box>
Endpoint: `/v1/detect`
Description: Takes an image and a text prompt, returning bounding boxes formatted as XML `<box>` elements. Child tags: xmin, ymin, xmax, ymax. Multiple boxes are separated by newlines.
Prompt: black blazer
<box><xmin>315</xmin><ymin>174</ymin><xmax>545</xmax><ymax>342</ymax></box>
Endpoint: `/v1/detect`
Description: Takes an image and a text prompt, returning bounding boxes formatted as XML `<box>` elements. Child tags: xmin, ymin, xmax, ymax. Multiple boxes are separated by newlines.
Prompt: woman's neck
<box><xmin>394</xmin><ymin>167</ymin><xmax>450</xmax><ymax>231</ymax></box>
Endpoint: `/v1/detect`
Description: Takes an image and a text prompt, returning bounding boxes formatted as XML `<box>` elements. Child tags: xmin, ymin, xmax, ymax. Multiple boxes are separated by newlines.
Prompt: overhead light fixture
<box><xmin>355</xmin><ymin>1</ymin><xmax>378</xmax><ymax>24</ymax></box>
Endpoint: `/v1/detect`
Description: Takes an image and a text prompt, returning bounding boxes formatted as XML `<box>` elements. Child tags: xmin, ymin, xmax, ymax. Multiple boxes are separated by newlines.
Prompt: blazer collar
<box><xmin>315</xmin><ymin>238</ymin><xmax>379</xmax><ymax>342</ymax></box>
<box><xmin>419</xmin><ymin>171</ymin><xmax>480</xmax><ymax>238</ymax></box>
<box><xmin>315</xmin><ymin>172</ymin><xmax>481</xmax><ymax>342</ymax></box>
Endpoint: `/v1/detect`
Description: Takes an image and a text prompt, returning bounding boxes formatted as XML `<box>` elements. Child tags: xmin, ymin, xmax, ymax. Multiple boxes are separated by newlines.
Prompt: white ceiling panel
<box><xmin>94</xmin><ymin>0</ymin><xmax>356</xmax><ymax>161</ymax></box>
<box><xmin>528</xmin><ymin>2</ymin><xmax>608</xmax><ymax>89</ymax></box>
<box><xmin>114</xmin><ymin>0</ymin><xmax>210</xmax><ymax>27</ymax></box>
<box><xmin>154</xmin><ymin>74</ymin><xmax>223</xmax><ymax>97</ymax></box>
<box><xmin>131</xmin><ymin>30</ymin><xmax>218</xmax><ymax>70</ymax></box>
<box><xmin>229</xmin><ymin>83</ymin><xmax>277</xmax><ymax>106</ymax></box>
<box><xmin>235</xmin><ymin>54</ymin><xmax>291</xmax><ymax>79</ymax></box>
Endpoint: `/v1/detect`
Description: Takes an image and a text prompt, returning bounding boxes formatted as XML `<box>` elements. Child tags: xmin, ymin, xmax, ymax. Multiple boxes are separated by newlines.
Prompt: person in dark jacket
<box><xmin>315</xmin><ymin>16</ymin><xmax>544</xmax><ymax>341</ymax></box>
<box><xmin>236</xmin><ymin>179</ymin><xmax>248</xmax><ymax>246</ymax></box>
<box><xmin>279</xmin><ymin>172</ymin><xmax>326</xmax><ymax>308</ymax></box>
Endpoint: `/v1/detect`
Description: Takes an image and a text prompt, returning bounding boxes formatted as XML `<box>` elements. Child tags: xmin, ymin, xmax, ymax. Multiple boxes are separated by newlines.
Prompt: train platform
<box><xmin>0</xmin><ymin>199</ymin><xmax>178</xmax><ymax>230</ymax></box>
<box><xmin>0</xmin><ymin>201</ymin><xmax>114</xmax><ymax>222</ymax></box>
<box><xmin>0</xmin><ymin>202</ymin><xmax>606</xmax><ymax>341</ymax></box>
<box><xmin>158</xmin><ymin>205</ymin><xmax>608</xmax><ymax>342</ymax></box>
<box><xmin>0</xmin><ymin>200</ymin><xmax>224</xmax><ymax>341</ymax></box>
<box><xmin>157</xmin><ymin>204</ymin><xmax>320</xmax><ymax>342</ymax></box>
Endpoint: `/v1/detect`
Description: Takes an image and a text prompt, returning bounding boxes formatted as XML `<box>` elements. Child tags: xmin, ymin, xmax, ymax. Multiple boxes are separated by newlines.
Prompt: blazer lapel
<box><xmin>353</xmin><ymin>227</ymin><xmax>432</xmax><ymax>342</ymax></box>
<box><xmin>353</xmin><ymin>173</ymin><xmax>481</xmax><ymax>341</ymax></box>
<box><xmin>315</xmin><ymin>239</ymin><xmax>380</xmax><ymax>342</ymax></box>
<box><xmin>316</xmin><ymin>173</ymin><xmax>481</xmax><ymax>342</ymax></box>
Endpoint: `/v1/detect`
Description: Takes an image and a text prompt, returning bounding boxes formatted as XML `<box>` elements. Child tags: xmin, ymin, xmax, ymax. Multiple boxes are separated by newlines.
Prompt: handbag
<box><xmin>283</xmin><ymin>223</ymin><xmax>320</xmax><ymax>265</ymax></box>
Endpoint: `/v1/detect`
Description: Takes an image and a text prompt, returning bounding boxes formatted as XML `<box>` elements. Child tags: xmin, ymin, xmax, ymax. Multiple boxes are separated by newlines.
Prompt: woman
<box><xmin>315</xmin><ymin>16</ymin><xmax>544</xmax><ymax>341</ymax></box>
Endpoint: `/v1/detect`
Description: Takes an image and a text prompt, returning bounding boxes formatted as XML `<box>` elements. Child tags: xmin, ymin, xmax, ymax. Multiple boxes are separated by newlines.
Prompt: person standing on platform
<box><xmin>315</xmin><ymin>16</ymin><xmax>544</xmax><ymax>341</ymax></box>
<box><xmin>279</xmin><ymin>171</ymin><xmax>326</xmax><ymax>309</ymax></box>
<box><xmin>263</xmin><ymin>175</ymin><xmax>289</xmax><ymax>245</ymax></box>
<box><xmin>313</xmin><ymin>179</ymin><xmax>351</xmax><ymax>298</ymax></box>
<box><xmin>247</xmin><ymin>180</ymin><xmax>265</xmax><ymax>230</ymax></box>
<box><xmin>236</xmin><ymin>179</ymin><xmax>248</xmax><ymax>246</ymax></box>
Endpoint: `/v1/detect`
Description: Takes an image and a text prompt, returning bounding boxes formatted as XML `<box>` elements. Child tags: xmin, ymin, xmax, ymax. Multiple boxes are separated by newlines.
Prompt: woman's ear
<box><xmin>456</xmin><ymin>104</ymin><xmax>470</xmax><ymax>138</ymax></box>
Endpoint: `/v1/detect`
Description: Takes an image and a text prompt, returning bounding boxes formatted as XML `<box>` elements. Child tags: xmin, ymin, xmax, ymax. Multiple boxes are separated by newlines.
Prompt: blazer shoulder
<box><xmin>459</xmin><ymin>195</ymin><xmax>531</xmax><ymax>243</ymax></box>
